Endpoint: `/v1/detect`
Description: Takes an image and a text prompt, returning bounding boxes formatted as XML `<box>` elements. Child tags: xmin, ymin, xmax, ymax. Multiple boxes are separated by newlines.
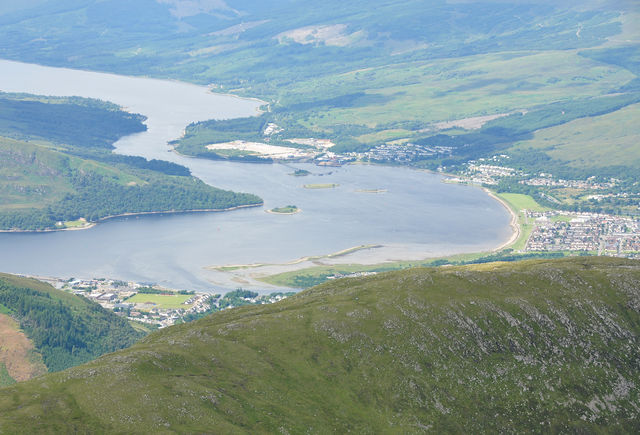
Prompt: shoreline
<box><xmin>482</xmin><ymin>188</ymin><xmax>521</xmax><ymax>252</ymax></box>
<box><xmin>0</xmin><ymin>203</ymin><xmax>263</xmax><ymax>234</ymax></box>
<box><xmin>206</xmin><ymin>244</ymin><xmax>383</xmax><ymax>271</ymax></box>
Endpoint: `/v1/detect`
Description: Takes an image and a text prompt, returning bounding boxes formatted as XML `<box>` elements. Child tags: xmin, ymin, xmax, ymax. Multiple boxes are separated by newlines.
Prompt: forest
<box><xmin>0</xmin><ymin>275</ymin><xmax>144</xmax><ymax>372</ymax></box>
<box><xmin>0</xmin><ymin>168</ymin><xmax>261</xmax><ymax>231</ymax></box>
<box><xmin>0</xmin><ymin>93</ymin><xmax>263</xmax><ymax>231</ymax></box>
<box><xmin>0</xmin><ymin>93</ymin><xmax>147</xmax><ymax>148</ymax></box>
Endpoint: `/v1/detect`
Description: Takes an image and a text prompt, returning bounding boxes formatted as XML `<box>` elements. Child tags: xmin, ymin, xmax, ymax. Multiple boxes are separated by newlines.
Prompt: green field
<box><xmin>495</xmin><ymin>192</ymin><xmax>549</xmax><ymax>251</ymax></box>
<box><xmin>497</xmin><ymin>193</ymin><xmax>549</xmax><ymax>213</ymax></box>
<box><xmin>206</xmin><ymin>148</ymin><xmax>259</xmax><ymax>158</ymax></box>
<box><xmin>510</xmin><ymin>102</ymin><xmax>640</xmax><ymax>169</ymax></box>
<box><xmin>292</xmin><ymin>50</ymin><xmax>634</xmax><ymax>131</ymax></box>
<box><xmin>259</xmin><ymin>247</ymin><xmax>570</xmax><ymax>289</ymax></box>
<box><xmin>126</xmin><ymin>294</ymin><xmax>193</xmax><ymax>310</ymax></box>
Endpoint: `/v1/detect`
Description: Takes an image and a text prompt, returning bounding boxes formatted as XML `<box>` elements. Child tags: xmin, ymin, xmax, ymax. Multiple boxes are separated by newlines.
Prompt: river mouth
<box><xmin>0</xmin><ymin>59</ymin><xmax>513</xmax><ymax>292</ymax></box>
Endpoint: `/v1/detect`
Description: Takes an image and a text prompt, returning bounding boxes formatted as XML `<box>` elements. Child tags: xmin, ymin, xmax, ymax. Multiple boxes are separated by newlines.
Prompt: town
<box><xmin>524</xmin><ymin>211</ymin><xmax>640</xmax><ymax>256</ymax></box>
<box><xmin>34</xmin><ymin>277</ymin><xmax>295</xmax><ymax>328</ymax></box>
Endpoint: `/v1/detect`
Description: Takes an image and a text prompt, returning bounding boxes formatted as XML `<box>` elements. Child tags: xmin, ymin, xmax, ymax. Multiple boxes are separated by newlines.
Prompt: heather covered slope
<box><xmin>1</xmin><ymin>257</ymin><xmax>639</xmax><ymax>433</ymax></box>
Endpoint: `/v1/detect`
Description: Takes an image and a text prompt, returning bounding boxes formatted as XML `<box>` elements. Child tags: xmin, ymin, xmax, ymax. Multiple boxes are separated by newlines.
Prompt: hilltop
<box><xmin>1</xmin><ymin>257</ymin><xmax>638</xmax><ymax>432</ymax></box>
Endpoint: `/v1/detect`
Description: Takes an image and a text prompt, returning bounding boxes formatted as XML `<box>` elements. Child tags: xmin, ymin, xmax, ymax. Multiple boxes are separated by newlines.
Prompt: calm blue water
<box><xmin>0</xmin><ymin>60</ymin><xmax>512</xmax><ymax>292</ymax></box>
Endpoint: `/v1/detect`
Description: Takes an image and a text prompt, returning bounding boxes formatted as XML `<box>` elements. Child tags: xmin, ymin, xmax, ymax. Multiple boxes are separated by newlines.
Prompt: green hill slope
<box><xmin>0</xmin><ymin>93</ymin><xmax>263</xmax><ymax>231</ymax></box>
<box><xmin>1</xmin><ymin>257</ymin><xmax>638</xmax><ymax>433</ymax></box>
<box><xmin>0</xmin><ymin>1</ymin><xmax>637</xmax><ymax>171</ymax></box>
<box><xmin>0</xmin><ymin>273</ymin><xmax>144</xmax><ymax>373</ymax></box>
<box><xmin>0</xmin><ymin>136</ymin><xmax>262</xmax><ymax>230</ymax></box>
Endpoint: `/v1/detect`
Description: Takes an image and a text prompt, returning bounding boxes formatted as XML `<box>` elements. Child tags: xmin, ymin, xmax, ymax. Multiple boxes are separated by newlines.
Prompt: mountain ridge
<box><xmin>1</xmin><ymin>257</ymin><xmax>638</xmax><ymax>433</ymax></box>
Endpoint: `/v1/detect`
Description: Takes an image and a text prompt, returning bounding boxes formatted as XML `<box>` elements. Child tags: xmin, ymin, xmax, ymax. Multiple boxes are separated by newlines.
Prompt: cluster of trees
<box><xmin>0</xmin><ymin>170</ymin><xmax>262</xmax><ymax>231</ymax></box>
<box><xmin>0</xmin><ymin>278</ymin><xmax>144</xmax><ymax>372</ymax></box>
<box><xmin>0</xmin><ymin>95</ymin><xmax>146</xmax><ymax>149</ymax></box>
<box><xmin>0</xmin><ymin>92</ymin><xmax>194</xmax><ymax>178</ymax></box>
<box><xmin>179</xmin><ymin>289</ymin><xmax>295</xmax><ymax>323</ymax></box>
<box><xmin>135</xmin><ymin>287</ymin><xmax>168</xmax><ymax>295</ymax></box>
<box><xmin>72</xmin><ymin>151</ymin><xmax>192</xmax><ymax>177</ymax></box>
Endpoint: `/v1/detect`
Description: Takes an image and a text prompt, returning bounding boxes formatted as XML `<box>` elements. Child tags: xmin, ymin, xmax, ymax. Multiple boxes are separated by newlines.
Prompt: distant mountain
<box><xmin>1</xmin><ymin>0</ymin><xmax>636</xmax><ymax>179</ymax></box>
<box><xmin>0</xmin><ymin>273</ymin><xmax>144</xmax><ymax>378</ymax></box>
<box><xmin>1</xmin><ymin>257</ymin><xmax>638</xmax><ymax>432</ymax></box>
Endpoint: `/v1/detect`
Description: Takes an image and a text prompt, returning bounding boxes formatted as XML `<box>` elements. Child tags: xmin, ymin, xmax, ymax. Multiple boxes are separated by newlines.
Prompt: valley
<box><xmin>0</xmin><ymin>60</ymin><xmax>513</xmax><ymax>292</ymax></box>
<box><xmin>0</xmin><ymin>1</ymin><xmax>638</xmax><ymax>430</ymax></box>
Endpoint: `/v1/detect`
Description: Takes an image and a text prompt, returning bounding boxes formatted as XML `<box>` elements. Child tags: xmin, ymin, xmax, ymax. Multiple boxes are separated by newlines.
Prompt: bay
<box><xmin>0</xmin><ymin>59</ymin><xmax>512</xmax><ymax>291</ymax></box>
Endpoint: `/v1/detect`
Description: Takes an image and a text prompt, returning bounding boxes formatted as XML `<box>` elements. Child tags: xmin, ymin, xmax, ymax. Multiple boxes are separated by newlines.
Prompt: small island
<box><xmin>290</xmin><ymin>169</ymin><xmax>311</xmax><ymax>177</ymax></box>
<box><xmin>303</xmin><ymin>183</ymin><xmax>339</xmax><ymax>189</ymax></box>
<box><xmin>267</xmin><ymin>205</ymin><xmax>301</xmax><ymax>215</ymax></box>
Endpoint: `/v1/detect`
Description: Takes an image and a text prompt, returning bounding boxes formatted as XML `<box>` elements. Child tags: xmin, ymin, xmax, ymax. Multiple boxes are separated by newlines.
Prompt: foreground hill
<box><xmin>1</xmin><ymin>257</ymin><xmax>638</xmax><ymax>433</ymax></box>
<box><xmin>0</xmin><ymin>273</ymin><xmax>144</xmax><ymax>379</ymax></box>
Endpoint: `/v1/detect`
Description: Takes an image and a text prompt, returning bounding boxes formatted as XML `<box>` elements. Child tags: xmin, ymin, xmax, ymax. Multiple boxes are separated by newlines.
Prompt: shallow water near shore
<box><xmin>0</xmin><ymin>59</ymin><xmax>512</xmax><ymax>292</ymax></box>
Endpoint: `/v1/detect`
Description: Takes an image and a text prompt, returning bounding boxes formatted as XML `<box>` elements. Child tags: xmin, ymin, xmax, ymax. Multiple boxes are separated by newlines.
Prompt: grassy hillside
<box><xmin>0</xmin><ymin>136</ymin><xmax>262</xmax><ymax>230</ymax></box>
<box><xmin>0</xmin><ymin>1</ymin><xmax>637</xmax><ymax>173</ymax></box>
<box><xmin>1</xmin><ymin>257</ymin><xmax>638</xmax><ymax>433</ymax></box>
<box><xmin>509</xmin><ymin>102</ymin><xmax>640</xmax><ymax>169</ymax></box>
<box><xmin>0</xmin><ymin>273</ymin><xmax>144</xmax><ymax>373</ymax></box>
<box><xmin>0</xmin><ymin>93</ymin><xmax>262</xmax><ymax>231</ymax></box>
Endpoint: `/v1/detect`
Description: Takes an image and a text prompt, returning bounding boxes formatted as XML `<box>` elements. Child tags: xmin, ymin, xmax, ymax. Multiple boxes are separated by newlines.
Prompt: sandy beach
<box><xmin>483</xmin><ymin>188</ymin><xmax>521</xmax><ymax>251</ymax></box>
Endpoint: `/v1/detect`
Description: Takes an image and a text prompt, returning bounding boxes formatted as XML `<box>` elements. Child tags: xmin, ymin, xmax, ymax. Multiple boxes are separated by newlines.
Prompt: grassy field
<box><xmin>55</xmin><ymin>218</ymin><xmax>92</xmax><ymax>229</ymax></box>
<box><xmin>206</xmin><ymin>148</ymin><xmax>259</xmax><ymax>158</ymax></box>
<box><xmin>496</xmin><ymin>193</ymin><xmax>549</xmax><ymax>213</ymax></box>
<box><xmin>258</xmin><ymin>248</ymin><xmax>568</xmax><ymax>289</ymax></box>
<box><xmin>288</xmin><ymin>50</ymin><xmax>634</xmax><ymax>131</ymax></box>
<box><xmin>258</xmin><ymin>252</ymin><xmax>487</xmax><ymax>288</ymax></box>
<box><xmin>495</xmin><ymin>192</ymin><xmax>549</xmax><ymax>251</ymax></box>
<box><xmin>125</xmin><ymin>294</ymin><xmax>193</xmax><ymax>310</ymax></box>
<box><xmin>510</xmin><ymin>102</ymin><xmax>640</xmax><ymax>169</ymax></box>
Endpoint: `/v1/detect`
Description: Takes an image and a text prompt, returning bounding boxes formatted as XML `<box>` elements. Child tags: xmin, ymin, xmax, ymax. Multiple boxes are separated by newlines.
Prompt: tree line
<box><xmin>0</xmin><ymin>278</ymin><xmax>144</xmax><ymax>372</ymax></box>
